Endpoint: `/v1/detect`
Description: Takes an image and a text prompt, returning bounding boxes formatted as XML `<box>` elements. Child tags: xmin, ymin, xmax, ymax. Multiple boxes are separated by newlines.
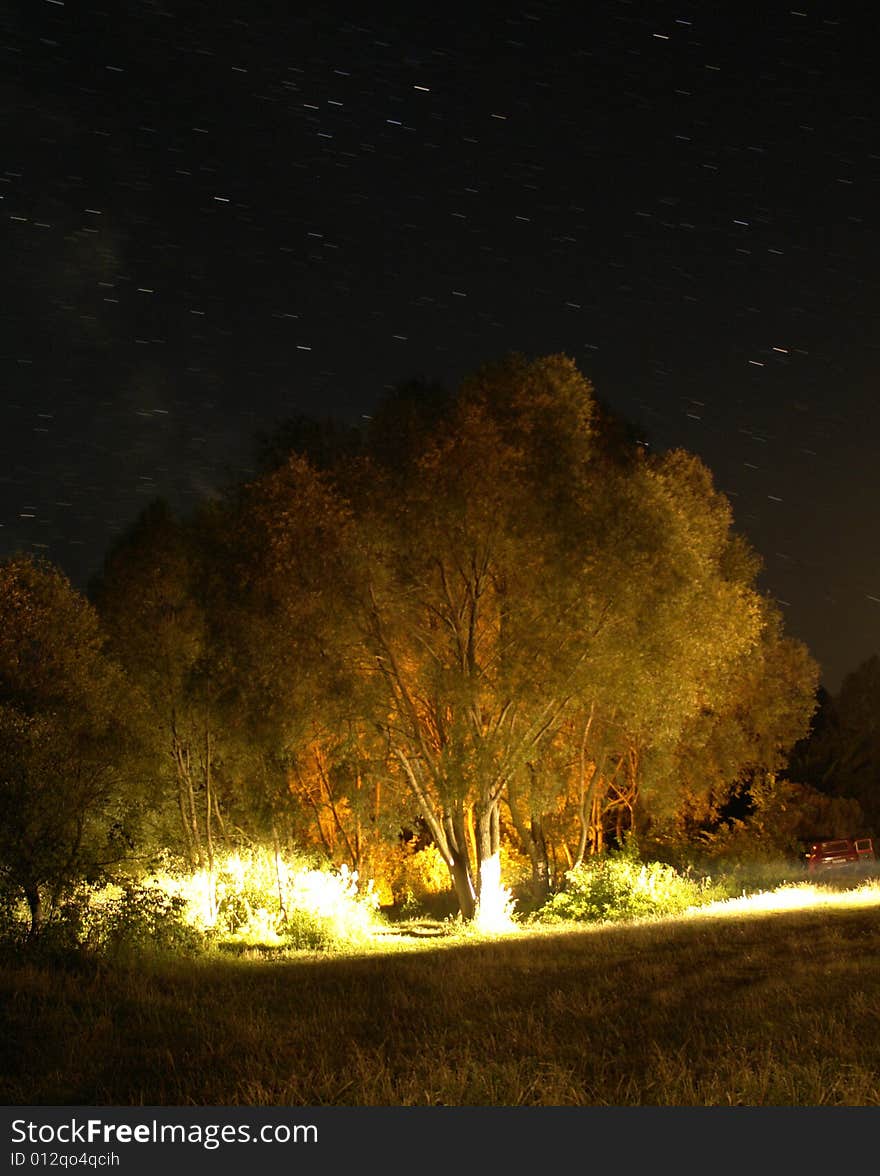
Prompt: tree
<box><xmin>91</xmin><ymin>500</ymin><xmax>223</xmax><ymax>875</ymax></box>
<box><xmin>0</xmin><ymin>556</ymin><xmax>138</xmax><ymax>936</ymax></box>
<box><xmin>788</xmin><ymin>655</ymin><xmax>880</xmax><ymax>833</ymax></box>
<box><xmin>294</xmin><ymin>353</ymin><xmax>816</xmax><ymax>918</ymax></box>
<box><xmin>496</xmin><ymin>437</ymin><xmax>798</xmax><ymax>879</ymax></box>
<box><xmin>637</xmin><ymin>611</ymin><xmax>818</xmax><ymax>850</ymax></box>
<box><xmin>345</xmin><ymin>356</ymin><xmax>621</xmax><ymax>918</ymax></box>
<box><xmin>105</xmin><ymin>354</ymin><xmax>818</xmax><ymax>923</ymax></box>
<box><xmin>254</xmin><ymin>414</ymin><xmax>364</xmax><ymax>476</ymax></box>
<box><xmin>207</xmin><ymin>455</ymin><xmax>400</xmax><ymax>873</ymax></box>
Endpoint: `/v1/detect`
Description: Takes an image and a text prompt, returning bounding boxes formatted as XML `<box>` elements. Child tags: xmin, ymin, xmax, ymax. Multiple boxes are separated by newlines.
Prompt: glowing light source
<box><xmin>144</xmin><ymin>849</ymin><xmax>380</xmax><ymax>946</ymax></box>
<box><xmin>474</xmin><ymin>852</ymin><xmax>517</xmax><ymax>934</ymax></box>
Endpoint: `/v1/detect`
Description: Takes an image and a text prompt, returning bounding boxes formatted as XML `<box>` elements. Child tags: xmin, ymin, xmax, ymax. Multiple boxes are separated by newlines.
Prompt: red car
<box><xmin>806</xmin><ymin>837</ymin><xmax>876</xmax><ymax>874</ymax></box>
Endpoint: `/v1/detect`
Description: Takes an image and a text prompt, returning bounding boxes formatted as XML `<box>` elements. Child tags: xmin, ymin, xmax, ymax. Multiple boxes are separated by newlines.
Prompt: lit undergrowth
<box><xmin>4</xmin><ymin>880</ymin><xmax>880</xmax><ymax>1106</ymax></box>
<box><xmin>685</xmin><ymin>877</ymin><xmax>880</xmax><ymax>917</ymax></box>
<box><xmin>129</xmin><ymin>846</ymin><xmax>523</xmax><ymax>953</ymax></box>
<box><xmin>167</xmin><ymin>849</ymin><xmax>382</xmax><ymax>949</ymax></box>
<box><xmin>534</xmin><ymin>853</ymin><xmax>729</xmax><ymax>925</ymax></box>
<box><xmin>21</xmin><ymin>849</ymin><xmax>387</xmax><ymax>958</ymax></box>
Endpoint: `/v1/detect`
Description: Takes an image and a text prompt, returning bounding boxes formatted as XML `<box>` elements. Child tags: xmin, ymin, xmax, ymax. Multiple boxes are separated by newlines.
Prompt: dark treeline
<box><xmin>0</xmin><ymin>354</ymin><xmax>871</xmax><ymax>936</ymax></box>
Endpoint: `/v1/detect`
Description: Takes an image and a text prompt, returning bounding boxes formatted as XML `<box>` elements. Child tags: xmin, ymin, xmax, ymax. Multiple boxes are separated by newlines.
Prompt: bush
<box><xmin>537</xmin><ymin>848</ymin><xmax>726</xmax><ymax>924</ymax></box>
<box><xmin>282</xmin><ymin>861</ymin><xmax>378</xmax><ymax>946</ymax></box>
<box><xmin>1</xmin><ymin>848</ymin><xmax>384</xmax><ymax>959</ymax></box>
<box><xmin>281</xmin><ymin>909</ymin><xmax>338</xmax><ymax>951</ymax></box>
<box><xmin>0</xmin><ymin>886</ymin><xmax>29</xmax><ymax>950</ymax></box>
<box><xmin>81</xmin><ymin>883</ymin><xmax>207</xmax><ymax>959</ymax></box>
<box><xmin>387</xmin><ymin>843</ymin><xmax>453</xmax><ymax>915</ymax></box>
<box><xmin>149</xmin><ymin>849</ymin><xmax>382</xmax><ymax>950</ymax></box>
<box><xmin>0</xmin><ymin>880</ymin><xmax>207</xmax><ymax>962</ymax></box>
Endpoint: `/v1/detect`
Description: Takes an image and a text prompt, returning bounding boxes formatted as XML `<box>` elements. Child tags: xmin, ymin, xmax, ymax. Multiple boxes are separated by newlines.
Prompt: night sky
<box><xmin>2</xmin><ymin>2</ymin><xmax>879</xmax><ymax>692</ymax></box>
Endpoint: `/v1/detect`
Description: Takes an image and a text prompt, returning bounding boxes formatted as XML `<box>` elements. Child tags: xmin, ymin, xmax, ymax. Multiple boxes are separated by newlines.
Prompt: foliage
<box><xmin>3</xmin><ymin>848</ymin><xmax>383</xmax><ymax>957</ymax></box>
<box><xmin>688</xmin><ymin>777</ymin><xmax>866</xmax><ymax>873</ymax></box>
<box><xmin>789</xmin><ymin>656</ymin><xmax>880</xmax><ymax>833</ymax></box>
<box><xmin>1</xmin><ymin>356</ymin><xmax>824</xmax><ymax>925</ymax></box>
<box><xmin>0</xmin><ymin>556</ymin><xmax>143</xmax><ymax>935</ymax></box>
<box><xmin>281</xmin><ymin>908</ymin><xmax>341</xmax><ymax>951</ymax></box>
<box><xmin>387</xmin><ymin>843</ymin><xmax>453</xmax><ymax>912</ymax></box>
<box><xmin>77</xmin><ymin>884</ymin><xmax>207</xmax><ymax>959</ymax></box>
<box><xmin>150</xmin><ymin>848</ymin><xmax>381</xmax><ymax>950</ymax></box>
<box><xmin>0</xmin><ymin>881</ymin><xmax>206</xmax><ymax>961</ymax></box>
<box><xmin>335</xmin><ymin>356</ymin><xmax>815</xmax><ymax>913</ymax></box>
<box><xmin>0</xmin><ymin>888</ymin><xmax>27</xmax><ymax>950</ymax></box>
<box><xmin>498</xmin><ymin>842</ymin><xmax>534</xmax><ymax>895</ymax></box>
<box><xmin>90</xmin><ymin>500</ymin><xmax>228</xmax><ymax>870</ymax></box>
<box><xmin>639</xmin><ymin>615</ymin><xmax>818</xmax><ymax>836</ymax></box>
<box><xmin>537</xmin><ymin>844</ymin><xmax>725</xmax><ymax>923</ymax></box>
<box><xmin>283</xmin><ymin>860</ymin><xmax>379</xmax><ymax>944</ymax></box>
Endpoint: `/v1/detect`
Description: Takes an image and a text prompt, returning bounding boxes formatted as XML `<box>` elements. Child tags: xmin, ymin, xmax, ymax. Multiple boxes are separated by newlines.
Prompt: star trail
<box><xmin>2</xmin><ymin>1</ymin><xmax>879</xmax><ymax>689</ymax></box>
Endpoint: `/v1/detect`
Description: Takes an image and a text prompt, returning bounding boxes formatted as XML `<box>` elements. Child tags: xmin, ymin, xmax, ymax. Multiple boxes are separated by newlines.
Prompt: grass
<box><xmin>2</xmin><ymin>881</ymin><xmax>880</xmax><ymax>1106</ymax></box>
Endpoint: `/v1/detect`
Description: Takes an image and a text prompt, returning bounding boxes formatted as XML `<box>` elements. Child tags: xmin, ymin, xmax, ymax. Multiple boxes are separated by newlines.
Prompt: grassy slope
<box><xmin>2</xmin><ymin>902</ymin><xmax>880</xmax><ymax>1106</ymax></box>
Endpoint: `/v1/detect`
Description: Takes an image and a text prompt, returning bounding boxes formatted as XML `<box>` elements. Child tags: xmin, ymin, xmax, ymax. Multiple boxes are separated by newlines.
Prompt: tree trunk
<box><xmin>272</xmin><ymin>825</ymin><xmax>288</xmax><ymax>923</ymax></box>
<box><xmin>591</xmin><ymin>786</ymin><xmax>604</xmax><ymax>855</ymax></box>
<box><xmin>448</xmin><ymin>852</ymin><xmax>477</xmax><ymax>920</ymax></box>
<box><xmin>476</xmin><ymin>802</ymin><xmax>500</xmax><ymax>878</ymax></box>
<box><xmin>177</xmin><ymin>780</ymin><xmax>194</xmax><ymax>866</ymax></box>
<box><xmin>574</xmin><ymin>753</ymin><xmax>606</xmax><ymax>867</ymax></box>
<box><xmin>476</xmin><ymin>802</ymin><xmax>511</xmax><ymax>928</ymax></box>
<box><xmin>204</xmin><ymin>729</ymin><xmax>216</xmax><ymax>922</ymax></box>
<box><xmin>442</xmin><ymin>811</ymin><xmax>477</xmax><ymax>919</ymax></box>
<box><xmin>513</xmin><ymin>810</ymin><xmax>551</xmax><ymax>902</ymax></box>
<box><xmin>25</xmin><ymin>884</ymin><xmax>42</xmax><ymax>940</ymax></box>
<box><xmin>507</xmin><ymin>768</ymin><xmax>551</xmax><ymax>902</ymax></box>
<box><xmin>527</xmin><ymin>812</ymin><xmax>551</xmax><ymax>901</ymax></box>
<box><xmin>315</xmin><ymin>747</ymin><xmax>358</xmax><ymax>867</ymax></box>
<box><xmin>392</xmin><ymin>750</ymin><xmax>478</xmax><ymax>918</ymax></box>
<box><xmin>173</xmin><ymin>734</ymin><xmax>203</xmax><ymax>869</ymax></box>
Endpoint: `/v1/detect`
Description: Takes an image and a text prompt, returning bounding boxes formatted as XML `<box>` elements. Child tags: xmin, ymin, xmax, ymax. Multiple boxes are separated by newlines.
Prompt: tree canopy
<box><xmin>0</xmin><ymin>556</ymin><xmax>141</xmax><ymax>934</ymax></box>
<box><xmin>0</xmin><ymin>354</ymin><xmax>821</xmax><ymax>925</ymax></box>
<box><xmin>206</xmin><ymin>354</ymin><xmax>816</xmax><ymax>915</ymax></box>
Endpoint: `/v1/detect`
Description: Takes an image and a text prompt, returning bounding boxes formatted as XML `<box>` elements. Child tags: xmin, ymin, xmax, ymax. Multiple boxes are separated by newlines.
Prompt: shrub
<box><xmin>0</xmin><ymin>886</ymin><xmax>29</xmax><ymax>950</ymax></box>
<box><xmin>282</xmin><ymin>861</ymin><xmax>378</xmax><ymax>946</ymax></box>
<box><xmin>2</xmin><ymin>848</ymin><xmax>384</xmax><ymax>959</ymax></box>
<box><xmin>537</xmin><ymin>848</ymin><xmax>726</xmax><ymax>924</ymax></box>
<box><xmin>281</xmin><ymin>908</ymin><xmax>338</xmax><ymax>951</ymax></box>
<box><xmin>0</xmin><ymin>880</ymin><xmax>207</xmax><ymax>962</ymax></box>
<box><xmin>388</xmin><ymin>843</ymin><xmax>452</xmax><ymax>914</ymax></box>
<box><xmin>83</xmin><ymin>883</ymin><xmax>207</xmax><ymax>959</ymax></box>
<box><xmin>149</xmin><ymin>849</ymin><xmax>381</xmax><ymax>950</ymax></box>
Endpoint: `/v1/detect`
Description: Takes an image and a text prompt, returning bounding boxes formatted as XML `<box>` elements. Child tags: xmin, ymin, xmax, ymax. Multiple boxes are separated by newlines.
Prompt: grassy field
<box><xmin>2</xmin><ymin>883</ymin><xmax>880</xmax><ymax>1106</ymax></box>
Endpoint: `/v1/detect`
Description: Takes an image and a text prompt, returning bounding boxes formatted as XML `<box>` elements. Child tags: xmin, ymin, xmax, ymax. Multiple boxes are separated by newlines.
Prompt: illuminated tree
<box><xmin>574</xmin><ymin>450</ymin><xmax>768</xmax><ymax>839</ymax></box>
<box><xmin>210</xmin><ymin>455</ymin><xmax>400</xmax><ymax>874</ymax></box>
<box><xmin>349</xmin><ymin>356</ymin><xmax>625</xmax><ymax>918</ymax></box>
<box><xmin>0</xmin><ymin>556</ymin><xmax>138</xmax><ymax>936</ymax></box>
<box><xmin>636</xmin><ymin>609</ymin><xmax>818</xmax><ymax>848</ymax></box>
<box><xmin>140</xmin><ymin>352</ymin><xmax>818</xmax><ymax>922</ymax></box>
<box><xmin>91</xmin><ymin>500</ymin><xmax>223</xmax><ymax>873</ymax></box>
<box><xmin>495</xmin><ymin>436</ymin><xmax>802</xmax><ymax>882</ymax></box>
